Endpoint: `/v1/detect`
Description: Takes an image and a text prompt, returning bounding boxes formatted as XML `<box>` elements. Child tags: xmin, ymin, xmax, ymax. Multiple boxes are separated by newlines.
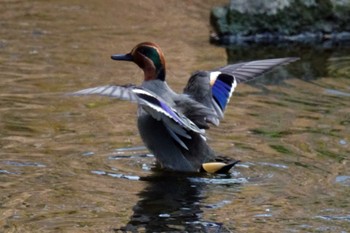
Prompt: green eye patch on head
<box><xmin>138</xmin><ymin>46</ymin><xmax>162</xmax><ymax>70</ymax></box>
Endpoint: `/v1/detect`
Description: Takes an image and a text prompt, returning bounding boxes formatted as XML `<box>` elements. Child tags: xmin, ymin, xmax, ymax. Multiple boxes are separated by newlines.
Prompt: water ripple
<box><xmin>81</xmin><ymin>151</ymin><xmax>95</xmax><ymax>156</ymax></box>
<box><xmin>0</xmin><ymin>169</ymin><xmax>18</xmax><ymax>175</ymax></box>
<box><xmin>114</xmin><ymin>146</ymin><xmax>147</xmax><ymax>153</ymax></box>
<box><xmin>315</xmin><ymin>215</ymin><xmax>350</xmax><ymax>222</ymax></box>
<box><xmin>3</xmin><ymin>160</ymin><xmax>46</xmax><ymax>167</ymax></box>
<box><xmin>188</xmin><ymin>177</ymin><xmax>248</xmax><ymax>184</ymax></box>
<box><xmin>204</xmin><ymin>200</ymin><xmax>232</xmax><ymax>209</ymax></box>
<box><xmin>335</xmin><ymin>175</ymin><xmax>350</xmax><ymax>186</ymax></box>
<box><xmin>325</xmin><ymin>89</ymin><xmax>350</xmax><ymax>97</ymax></box>
<box><xmin>258</xmin><ymin>162</ymin><xmax>289</xmax><ymax>169</ymax></box>
<box><xmin>91</xmin><ymin>170</ymin><xmax>140</xmax><ymax>181</ymax></box>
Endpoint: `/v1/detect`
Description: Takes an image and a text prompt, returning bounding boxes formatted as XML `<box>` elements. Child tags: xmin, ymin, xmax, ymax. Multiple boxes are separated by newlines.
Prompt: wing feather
<box><xmin>72</xmin><ymin>85</ymin><xmax>204</xmax><ymax>150</ymax></box>
<box><xmin>184</xmin><ymin>57</ymin><xmax>298</xmax><ymax>125</ymax></box>
<box><xmin>218</xmin><ymin>57</ymin><xmax>299</xmax><ymax>83</ymax></box>
<box><xmin>71</xmin><ymin>85</ymin><xmax>137</xmax><ymax>102</ymax></box>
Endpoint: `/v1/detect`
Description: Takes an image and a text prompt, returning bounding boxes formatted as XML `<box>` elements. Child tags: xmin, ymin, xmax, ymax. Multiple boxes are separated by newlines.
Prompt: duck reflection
<box><xmin>117</xmin><ymin>172</ymin><xmax>227</xmax><ymax>232</ymax></box>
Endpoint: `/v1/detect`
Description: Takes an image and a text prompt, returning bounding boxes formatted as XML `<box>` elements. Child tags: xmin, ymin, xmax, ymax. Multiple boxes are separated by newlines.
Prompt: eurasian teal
<box><xmin>74</xmin><ymin>42</ymin><xmax>298</xmax><ymax>173</ymax></box>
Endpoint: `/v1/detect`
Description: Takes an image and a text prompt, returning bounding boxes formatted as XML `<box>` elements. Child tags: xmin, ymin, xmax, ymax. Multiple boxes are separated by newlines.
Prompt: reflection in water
<box><xmin>118</xmin><ymin>172</ymin><xmax>237</xmax><ymax>233</ymax></box>
<box><xmin>226</xmin><ymin>44</ymin><xmax>350</xmax><ymax>84</ymax></box>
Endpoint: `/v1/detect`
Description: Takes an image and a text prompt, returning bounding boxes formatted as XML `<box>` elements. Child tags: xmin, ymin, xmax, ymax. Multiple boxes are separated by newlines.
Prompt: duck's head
<box><xmin>111</xmin><ymin>42</ymin><xmax>166</xmax><ymax>81</ymax></box>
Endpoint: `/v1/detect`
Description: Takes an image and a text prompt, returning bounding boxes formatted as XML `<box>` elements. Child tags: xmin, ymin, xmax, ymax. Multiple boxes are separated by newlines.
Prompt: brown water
<box><xmin>1</xmin><ymin>1</ymin><xmax>350</xmax><ymax>232</ymax></box>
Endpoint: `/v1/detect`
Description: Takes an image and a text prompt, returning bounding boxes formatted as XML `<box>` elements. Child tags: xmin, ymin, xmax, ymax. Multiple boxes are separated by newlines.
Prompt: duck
<box><xmin>73</xmin><ymin>42</ymin><xmax>298</xmax><ymax>173</ymax></box>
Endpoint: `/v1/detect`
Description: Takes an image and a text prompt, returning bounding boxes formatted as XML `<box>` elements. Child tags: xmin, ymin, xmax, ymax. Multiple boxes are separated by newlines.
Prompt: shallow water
<box><xmin>1</xmin><ymin>1</ymin><xmax>350</xmax><ymax>232</ymax></box>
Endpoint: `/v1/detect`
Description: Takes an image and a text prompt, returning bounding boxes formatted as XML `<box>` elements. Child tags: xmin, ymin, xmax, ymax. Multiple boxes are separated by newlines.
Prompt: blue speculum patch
<box><xmin>212</xmin><ymin>79</ymin><xmax>231</xmax><ymax>110</ymax></box>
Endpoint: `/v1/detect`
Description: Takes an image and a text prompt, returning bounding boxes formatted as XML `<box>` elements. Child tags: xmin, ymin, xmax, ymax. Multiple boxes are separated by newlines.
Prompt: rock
<box><xmin>210</xmin><ymin>0</ymin><xmax>350</xmax><ymax>45</ymax></box>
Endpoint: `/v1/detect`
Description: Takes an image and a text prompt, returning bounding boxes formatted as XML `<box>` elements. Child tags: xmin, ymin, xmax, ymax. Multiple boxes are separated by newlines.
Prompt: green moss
<box><xmin>316</xmin><ymin>149</ymin><xmax>346</xmax><ymax>162</ymax></box>
<box><xmin>211</xmin><ymin>0</ymin><xmax>350</xmax><ymax>36</ymax></box>
<box><xmin>251</xmin><ymin>129</ymin><xmax>291</xmax><ymax>138</ymax></box>
<box><xmin>270</xmin><ymin>144</ymin><xmax>293</xmax><ymax>155</ymax></box>
<box><xmin>294</xmin><ymin>161</ymin><xmax>309</xmax><ymax>168</ymax></box>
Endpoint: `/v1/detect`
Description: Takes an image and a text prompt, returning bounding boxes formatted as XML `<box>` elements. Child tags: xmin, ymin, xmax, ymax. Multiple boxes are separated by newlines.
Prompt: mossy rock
<box><xmin>210</xmin><ymin>0</ymin><xmax>350</xmax><ymax>45</ymax></box>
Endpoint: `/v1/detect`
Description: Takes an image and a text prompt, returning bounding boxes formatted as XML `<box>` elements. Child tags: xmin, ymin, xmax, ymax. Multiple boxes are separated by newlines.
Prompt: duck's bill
<box><xmin>111</xmin><ymin>53</ymin><xmax>133</xmax><ymax>61</ymax></box>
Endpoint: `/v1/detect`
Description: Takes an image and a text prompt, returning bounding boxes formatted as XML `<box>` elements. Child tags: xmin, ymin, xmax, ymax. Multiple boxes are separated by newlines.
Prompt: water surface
<box><xmin>1</xmin><ymin>1</ymin><xmax>349</xmax><ymax>232</ymax></box>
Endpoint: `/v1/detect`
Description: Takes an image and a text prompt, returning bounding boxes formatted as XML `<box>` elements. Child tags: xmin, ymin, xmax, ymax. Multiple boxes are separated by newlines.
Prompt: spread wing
<box><xmin>184</xmin><ymin>57</ymin><xmax>299</xmax><ymax>124</ymax></box>
<box><xmin>71</xmin><ymin>84</ymin><xmax>138</xmax><ymax>102</ymax></box>
<box><xmin>218</xmin><ymin>57</ymin><xmax>299</xmax><ymax>83</ymax></box>
<box><xmin>71</xmin><ymin>85</ymin><xmax>204</xmax><ymax>150</ymax></box>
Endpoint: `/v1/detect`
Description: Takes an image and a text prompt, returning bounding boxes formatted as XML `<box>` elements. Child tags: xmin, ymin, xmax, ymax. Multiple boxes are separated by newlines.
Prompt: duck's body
<box><xmin>74</xmin><ymin>42</ymin><xmax>298</xmax><ymax>173</ymax></box>
<box><xmin>137</xmin><ymin>79</ymin><xmax>216</xmax><ymax>172</ymax></box>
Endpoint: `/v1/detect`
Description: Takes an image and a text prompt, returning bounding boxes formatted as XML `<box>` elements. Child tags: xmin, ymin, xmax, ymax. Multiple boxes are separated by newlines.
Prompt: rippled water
<box><xmin>1</xmin><ymin>1</ymin><xmax>350</xmax><ymax>232</ymax></box>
